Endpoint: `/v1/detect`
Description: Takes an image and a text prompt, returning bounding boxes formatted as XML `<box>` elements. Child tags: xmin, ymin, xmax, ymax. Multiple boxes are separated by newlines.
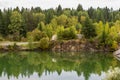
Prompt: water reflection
<box><xmin>0</xmin><ymin>51</ymin><xmax>119</xmax><ymax>80</ymax></box>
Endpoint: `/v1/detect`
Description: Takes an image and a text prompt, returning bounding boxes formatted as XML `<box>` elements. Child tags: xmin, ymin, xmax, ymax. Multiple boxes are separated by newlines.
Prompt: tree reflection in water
<box><xmin>0</xmin><ymin>51</ymin><xmax>120</xmax><ymax>80</ymax></box>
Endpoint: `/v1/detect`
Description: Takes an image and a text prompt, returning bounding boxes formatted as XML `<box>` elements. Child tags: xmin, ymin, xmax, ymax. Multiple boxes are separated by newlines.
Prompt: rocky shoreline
<box><xmin>50</xmin><ymin>40</ymin><xmax>114</xmax><ymax>52</ymax></box>
<box><xmin>0</xmin><ymin>40</ymin><xmax>116</xmax><ymax>52</ymax></box>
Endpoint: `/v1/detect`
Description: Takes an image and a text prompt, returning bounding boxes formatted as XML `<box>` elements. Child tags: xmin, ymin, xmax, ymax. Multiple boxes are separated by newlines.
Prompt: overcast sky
<box><xmin>0</xmin><ymin>0</ymin><xmax>120</xmax><ymax>10</ymax></box>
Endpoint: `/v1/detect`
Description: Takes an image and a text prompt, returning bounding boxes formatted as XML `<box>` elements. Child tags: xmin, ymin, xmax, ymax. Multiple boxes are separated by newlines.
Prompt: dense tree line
<box><xmin>0</xmin><ymin>4</ymin><xmax>120</xmax><ymax>49</ymax></box>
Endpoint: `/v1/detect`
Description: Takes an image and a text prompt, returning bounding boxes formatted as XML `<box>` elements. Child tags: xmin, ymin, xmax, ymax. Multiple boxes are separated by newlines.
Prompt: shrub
<box><xmin>76</xmin><ymin>23</ymin><xmax>82</xmax><ymax>33</ymax></box>
<box><xmin>43</xmin><ymin>25</ymin><xmax>53</xmax><ymax>39</ymax></box>
<box><xmin>57</xmin><ymin>26</ymin><xmax>64</xmax><ymax>40</ymax></box>
<box><xmin>111</xmin><ymin>41</ymin><xmax>118</xmax><ymax>50</ymax></box>
<box><xmin>57</xmin><ymin>26</ymin><xmax>77</xmax><ymax>40</ymax></box>
<box><xmin>27</xmin><ymin>28</ymin><xmax>47</xmax><ymax>41</ymax></box>
<box><xmin>69</xmin><ymin>26</ymin><xmax>77</xmax><ymax>39</ymax></box>
<box><xmin>39</xmin><ymin>37</ymin><xmax>49</xmax><ymax>49</ymax></box>
<box><xmin>31</xmin><ymin>28</ymin><xmax>42</xmax><ymax>41</ymax></box>
<box><xmin>96</xmin><ymin>22</ymin><xmax>119</xmax><ymax>48</ymax></box>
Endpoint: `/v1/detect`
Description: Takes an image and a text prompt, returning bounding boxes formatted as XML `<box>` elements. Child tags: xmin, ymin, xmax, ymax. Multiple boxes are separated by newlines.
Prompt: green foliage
<box><xmin>37</xmin><ymin>21</ymin><xmax>45</xmax><ymax>31</ymax></box>
<box><xmin>0</xmin><ymin>51</ymin><xmax>118</xmax><ymax>80</ymax></box>
<box><xmin>43</xmin><ymin>24</ymin><xmax>53</xmax><ymax>39</ymax></box>
<box><xmin>63</xmin><ymin>9</ymin><xmax>71</xmax><ymax>17</ymax></box>
<box><xmin>33</xmin><ymin>13</ymin><xmax>45</xmax><ymax>23</ymax></box>
<box><xmin>57</xmin><ymin>5</ymin><xmax>62</xmax><ymax>16</ymax></box>
<box><xmin>27</xmin><ymin>28</ymin><xmax>47</xmax><ymax>41</ymax></box>
<box><xmin>66</xmin><ymin>16</ymin><xmax>78</xmax><ymax>27</ymax></box>
<box><xmin>0</xmin><ymin>5</ymin><xmax>120</xmax><ymax>51</ymax></box>
<box><xmin>0</xmin><ymin>9</ymin><xmax>11</xmax><ymax>36</ymax></box>
<box><xmin>101</xmin><ymin>23</ymin><xmax>109</xmax><ymax>45</ymax></box>
<box><xmin>96</xmin><ymin>21</ymin><xmax>119</xmax><ymax>48</ymax></box>
<box><xmin>33</xmin><ymin>13</ymin><xmax>45</xmax><ymax>29</ymax></box>
<box><xmin>57</xmin><ymin>26</ymin><xmax>64</xmax><ymax>39</ymax></box>
<box><xmin>57</xmin><ymin>26</ymin><xmax>77</xmax><ymax>40</ymax></box>
<box><xmin>22</xmin><ymin>10</ymin><xmax>36</xmax><ymax>32</ymax></box>
<box><xmin>76</xmin><ymin>23</ymin><xmax>82</xmax><ymax>33</ymax></box>
<box><xmin>45</xmin><ymin>8</ymin><xmax>55</xmax><ymax>24</ymax></box>
<box><xmin>78</xmin><ymin>11</ymin><xmax>89</xmax><ymax>23</ymax></box>
<box><xmin>56</xmin><ymin>14</ymin><xmax>67</xmax><ymax>26</ymax></box>
<box><xmin>111</xmin><ymin>41</ymin><xmax>118</xmax><ymax>50</ymax></box>
<box><xmin>77</xmin><ymin>4</ymin><xmax>83</xmax><ymax>11</ymax></box>
<box><xmin>81</xmin><ymin>18</ymin><xmax>96</xmax><ymax>39</ymax></box>
<box><xmin>8</xmin><ymin>11</ymin><xmax>24</xmax><ymax>41</ymax></box>
<box><xmin>27</xmin><ymin>32</ymin><xmax>34</xmax><ymax>49</ymax></box>
<box><xmin>39</xmin><ymin>37</ymin><xmax>49</xmax><ymax>49</ymax></box>
<box><xmin>31</xmin><ymin>29</ymin><xmax>41</xmax><ymax>41</ymax></box>
<box><xmin>8</xmin><ymin>11</ymin><xmax>24</xmax><ymax>33</ymax></box>
<box><xmin>50</xmin><ymin>18</ymin><xmax>58</xmax><ymax>31</ymax></box>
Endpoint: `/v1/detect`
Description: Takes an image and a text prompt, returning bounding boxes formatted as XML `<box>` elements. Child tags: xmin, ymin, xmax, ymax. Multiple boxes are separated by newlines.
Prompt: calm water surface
<box><xmin>0</xmin><ymin>51</ymin><xmax>119</xmax><ymax>80</ymax></box>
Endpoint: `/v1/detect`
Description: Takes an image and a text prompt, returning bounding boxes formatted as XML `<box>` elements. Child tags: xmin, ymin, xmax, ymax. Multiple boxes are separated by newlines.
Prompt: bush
<box><xmin>27</xmin><ymin>28</ymin><xmax>47</xmax><ymax>41</ymax></box>
<box><xmin>57</xmin><ymin>26</ymin><xmax>77</xmax><ymax>40</ymax></box>
<box><xmin>111</xmin><ymin>41</ymin><xmax>118</xmax><ymax>50</ymax></box>
<box><xmin>96</xmin><ymin>22</ymin><xmax>119</xmax><ymax>48</ymax></box>
<box><xmin>43</xmin><ymin>25</ymin><xmax>53</xmax><ymax>39</ymax></box>
<box><xmin>39</xmin><ymin>37</ymin><xmax>49</xmax><ymax>49</ymax></box>
<box><xmin>76</xmin><ymin>23</ymin><xmax>82</xmax><ymax>33</ymax></box>
<box><xmin>57</xmin><ymin>26</ymin><xmax>64</xmax><ymax>39</ymax></box>
<box><xmin>31</xmin><ymin>29</ymin><xmax>42</xmax><ymax>41</ymax></box>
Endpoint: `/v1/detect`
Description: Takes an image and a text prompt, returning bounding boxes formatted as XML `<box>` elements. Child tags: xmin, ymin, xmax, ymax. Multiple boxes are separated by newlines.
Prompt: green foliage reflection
<box><xmin>0</xmin><ymin>51</ymin><xmax>119</xmax><ymax>80</ymax></box>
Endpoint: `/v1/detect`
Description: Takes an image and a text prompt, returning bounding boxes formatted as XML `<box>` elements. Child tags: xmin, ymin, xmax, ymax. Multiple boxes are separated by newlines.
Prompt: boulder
<box><xmin>77</xmin><ymin>34</ymin><xmax>83</xmax><ymax>39</ymax></box>
<box><xmin>51</xmin><ymin>34</ymin><xmax>57</xmax><ymax>41</ymax></box>
<box><xmin>114</xmin><ymin>49</ymin><xmax>120</xmax><ymax>58</ymax></box>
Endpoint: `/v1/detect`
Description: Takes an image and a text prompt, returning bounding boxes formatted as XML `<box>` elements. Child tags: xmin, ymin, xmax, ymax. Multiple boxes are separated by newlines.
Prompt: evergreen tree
<box><xmin>2</xmin><ymin>9</ymin><xmax>11</xmax><ymax>36</ymax></box>
<box><xmin>8</xmin><ymin>11</ymin><xmax>24</xmax><ymax>40</ymax></box>
<box><xmin>77</xmin><ymin>4</ymin><xmax>83</xmax><ymax>11</ymax></box>
<box><xmin>88</xmin><ymin>7</ymin><xmax>95</xmax><ymax>19</ymax></box>
<box><xmin>0</xmin><ymin>10</ymin><xmax>3</xmax><ymax>35</ymax></box>
<box><xmin>57</xmin><ymin>5</ymin><xmax>62</xmax><ymax>16</ymax></box>
<box><xmin>81</xmin><ymin>18</ymin><xmax>96</xmax><ymax>39</ymax></box>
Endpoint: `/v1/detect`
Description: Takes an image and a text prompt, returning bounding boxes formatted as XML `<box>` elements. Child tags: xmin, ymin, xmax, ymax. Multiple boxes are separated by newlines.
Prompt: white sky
<box><xmin>0</xmin><ymin>0</ymin><xmax>120</xmax><ymax>10</ymax></box>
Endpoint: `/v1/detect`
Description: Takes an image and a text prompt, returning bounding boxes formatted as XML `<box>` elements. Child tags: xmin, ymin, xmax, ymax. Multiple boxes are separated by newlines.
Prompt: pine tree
<box><xmin>81</xmin><ymin>18</ymin><xmax>96</xmax><ymax>39</ymax></box>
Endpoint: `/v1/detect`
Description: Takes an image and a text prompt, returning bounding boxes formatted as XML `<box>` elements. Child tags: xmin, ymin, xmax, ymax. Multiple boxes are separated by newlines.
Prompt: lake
<box><xmin>0</xmin><ymin>51</ymin><xmax>119</xmax><ymax>80</ymax></box>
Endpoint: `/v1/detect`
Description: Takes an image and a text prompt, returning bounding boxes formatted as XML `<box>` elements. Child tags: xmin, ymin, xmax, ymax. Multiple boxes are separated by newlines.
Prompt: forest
<box><xmin>0</xmin><ymin>4</ymin><xmax>120</xmax><ymax>50</ymax></box>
